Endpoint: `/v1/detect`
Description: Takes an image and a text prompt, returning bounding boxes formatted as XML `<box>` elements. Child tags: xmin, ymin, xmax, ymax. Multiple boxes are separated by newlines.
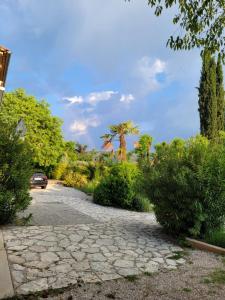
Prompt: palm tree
<box><xmin>75</xmin><ymin>143</ymin><xmax>88</xmax><ymax>154</ymax></box>
<box><xmin>101</xmin><ymin>121</ymin><xmax>139</xmax><ymax>161</ymax></box>
<box><xmin>134</xmin><ymin>134</ymin><xmax>153</xmax><ymax>162</ymax></box>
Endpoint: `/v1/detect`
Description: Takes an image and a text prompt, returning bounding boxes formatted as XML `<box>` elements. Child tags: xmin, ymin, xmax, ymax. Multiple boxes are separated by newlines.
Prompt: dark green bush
<box><xmin>0</xmin><ymin>121</ymin><xmax>32</xmax><ymax>224</ymax></box>
<box><xmin>94</xmin><ymin>162</ymin><xmax>148</xmax><ymax>210</ymax></box>
<box><xmin>146</xmin><ymin>135</ymin><xmax>225</xmax><ymax>238</ymax></box>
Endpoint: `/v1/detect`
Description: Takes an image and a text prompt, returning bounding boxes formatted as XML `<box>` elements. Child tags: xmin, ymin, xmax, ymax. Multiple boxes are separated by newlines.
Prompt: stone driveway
<box><xmin>1</xmin><ymin>183</ymin><xmax>185</xmax><ymax>296</ymax></box>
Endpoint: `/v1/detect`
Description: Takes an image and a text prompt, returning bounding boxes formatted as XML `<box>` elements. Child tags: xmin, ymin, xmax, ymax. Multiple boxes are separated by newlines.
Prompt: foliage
<box><xmin>216</xmin><ymin>54</ymin><xmax>225</xmax><ymax>131</ymax></box>
<box><xmin>64</xmin><ymin>172</ymin><xmax>88</xmax><ymax>188</ymax></box>
<box><xmin>132</xmin><ymin>194</ymin><xmax>153</xmax><ymax>212</ymax></box>
<box><xmin>101</xmin><ymin>121</ymin><xmax>139</xmax><ymax>161</ymax></box>
<box><xmin>135</xmin><ymin>134</ymin><xmax>153</xmax><ymax>164</ymax></box>
<box><xmin>0</xmin><ymin>121</ymin><xmax>33</xmax><ymax>224</ymax></box>
<box><xmin>52</xmin><ymin>159</ymin><xmax>69</xmax><ymax>180</ymax></box>
<box><xmin>128</xmin><ymin>0</ymin><xmax>225</xmax><ymax>58</ymax></box>
<box><xmin>198</xmin><ymin>50</ymin><xmax>217</xmax><ymax>139</ymax></box>
<box><xmin>80</xmin><ymin>180</ymin><xmax>100</xmax><ymax>195</ymax></box>
<box><xmin>204</xmin><ymin>269</ymin><xmax>225</xmax><ymax>284</ymax></box>
<box><xmin>53</xmin><ymin>141</ymin><xmax>77</xmax><ymax>180</ymax></box>
<box><xmin>205</xmin><ymin>228</ymin><xmax>225</xmax><ymax>248</ymax></box>
<box><xmin>94</xmin><ymin>162</ymin><xmax>150</xmax><ymax>211</ymax></box>
<box><xmin>64</xmin><ymin>141</ymin><xmax>77</xmax><ymax>162</ymax></box>
<box><xmin>75</xmin><ymin>143</ymin><xmax>88</xmax><ymax>154</ymax></box>
<box><xmin>145</xmin><ymin>135</ymin><xmax>225</xmax><ymax>237</ymax></box>
<box><xmin>0</xmin><ymin>89</ymin><xmax>64</xmax><ymax>169</ymax></box>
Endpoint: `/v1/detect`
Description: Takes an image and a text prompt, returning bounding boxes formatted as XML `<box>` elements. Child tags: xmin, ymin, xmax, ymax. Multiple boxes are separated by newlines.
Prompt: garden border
<box><xmin>0</xmin><ymin>230</ymin><xmax>14</xmax><ymax>299</ymax></box>
<box><xmin>186</xmin><ymin>237</ymin><xmax>225</xmax><ymax>255</ymax></box>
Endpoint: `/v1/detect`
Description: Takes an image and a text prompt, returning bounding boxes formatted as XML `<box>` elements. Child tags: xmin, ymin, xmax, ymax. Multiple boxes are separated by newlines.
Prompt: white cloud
<box><xmin>63</xmin><ymin>96</ymin><xmax>83</xmax><ymax>105</ymax></box>
<box><xmin>135</xmin><ymin>57</ymin><xmax>167</xmax><ymax>94</ymax></box>
<box><xmin>87</xmin><ymin>91</ymin><xmax>117</xmax><ymax>105</ymax></box>
<box><xmin>70</xmin><ymin>116</ymin><xmax>100</xmax><ymax>135</ymax></box>
<box><xmin>63</xmin><ymin>91</ymin><xmax>117</xmax><ymax>107</ymax></box>
<box><xmin>120</xmin><ymin>94</ymin><xmax>135</xmax><ymax>104</ymax></box>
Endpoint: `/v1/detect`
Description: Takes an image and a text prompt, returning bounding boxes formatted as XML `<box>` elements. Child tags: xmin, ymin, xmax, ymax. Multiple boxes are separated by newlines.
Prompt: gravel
<box><xmin>24</xmin><ymin>249</ymin><xmax>225</xmax><ymax>300</ymax></box>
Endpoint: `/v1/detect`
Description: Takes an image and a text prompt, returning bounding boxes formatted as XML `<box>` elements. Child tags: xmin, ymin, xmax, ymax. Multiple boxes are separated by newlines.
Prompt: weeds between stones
<box><xmin>203</xmin><ymin>269</ymin><xmax>225</xmax><ymax>284</ymax></box>
<box><xmin>125</xmin><ymin>275</ymin><xmax>138</xmax><ymax>282</ymax></box>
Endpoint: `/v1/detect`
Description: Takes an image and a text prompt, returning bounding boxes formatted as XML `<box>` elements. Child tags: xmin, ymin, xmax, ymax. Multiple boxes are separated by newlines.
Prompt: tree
<box><xmin>64</xmin><ymin>141</ymin><xmax>77</xmax><ymax>162</ymax></box>
<box><xmin>0</xmin><ymin>120</ymin><xmax>33</xmax><ymax>224</ymax></box>
<box><xmin>101</xmin><ymin>121</ymin><xmax>139</xmax><ymax>161</ymax></box>
<box><xmin>135</xmin><ymin>134</ymin><xmax>153</xmax><ymax>162</ymax></box>
<box><xmin>75</xmin><ymin>143</ymin><xmax>88</xmax><ymax>154</ymax></box>
<box><xmin>53</xmin><ymin>141</ymin><xmax>78</xmax><ymax>180</ymax></box>
<box><xmin>127</xmin><ymin>0</ymin><xmax>225</xmax><ymax>58</ymax></box>
<box><xmin>198</xmin><ymin>50</ymin><xmax>217</xmax><ymax>139</ymax></box>
<box><xmin>216</xmin><ymin>54</ymin><xmax>225</xmax><ymax>132</ymax></box>
<box><xmin>0</xmin><ymin>89</ymin><xmax>64</xmax><ymax>169</ymax></box>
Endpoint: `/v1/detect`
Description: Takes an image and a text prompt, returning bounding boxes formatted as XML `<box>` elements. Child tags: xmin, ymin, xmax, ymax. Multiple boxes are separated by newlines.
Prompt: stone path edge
<box><xmin>0</xmin><ymin>229</ymin><xmax>14</xmax><ymax>299</ymax></box>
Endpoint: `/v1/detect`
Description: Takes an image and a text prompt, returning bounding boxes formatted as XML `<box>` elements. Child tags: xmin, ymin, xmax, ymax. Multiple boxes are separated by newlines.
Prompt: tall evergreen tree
<box><xmin>198</xmin><ymin>50</ymin><xmax>217</xmax><ymax>139</ymax></box>
<box><xmin>216</xmin><ymin>54</ymin><xmax>224</xmax><ymax>132</ymax></box>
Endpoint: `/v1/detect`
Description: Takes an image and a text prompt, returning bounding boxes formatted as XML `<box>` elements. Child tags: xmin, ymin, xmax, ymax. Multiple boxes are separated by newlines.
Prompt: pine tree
<box><xmin>216</xmin><ymin>54</ymin><xmax>224</xmax><ymax>132</ymax></box>
<box><xmin>198</xmin><ymin>50</ymin><xmax>217</xmax><ymax>139</ymax></box>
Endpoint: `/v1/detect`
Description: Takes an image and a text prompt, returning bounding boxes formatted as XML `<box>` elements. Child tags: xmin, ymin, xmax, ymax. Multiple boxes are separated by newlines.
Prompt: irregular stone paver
<box><xmin>3</xmin><ymin>222</ymin><xmax>184</xmax><ymax>295</ymax></box>
<box><xmin>2</xmin><ymin>184</ymin><xmax>185</xmax><ymax>295</ymax></box>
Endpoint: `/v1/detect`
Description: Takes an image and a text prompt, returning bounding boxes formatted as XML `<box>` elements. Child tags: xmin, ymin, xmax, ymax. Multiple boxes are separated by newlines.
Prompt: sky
<box><xmin>0</xmin><ymin>0</ymin><xmax>204</xmax><ymax>149</ymax></box>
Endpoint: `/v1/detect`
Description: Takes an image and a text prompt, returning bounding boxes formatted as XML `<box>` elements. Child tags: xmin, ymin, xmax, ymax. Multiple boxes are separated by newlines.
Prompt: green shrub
<box><xmin>53</xmin><ymin>160</ymin><xmax>68</xmax><ymax>180</ymax></box>
<box><xmin>132</xmin><ymin>195</ymin><xmax>152</xmax><ymax>212</ymax></box>
<box><xmin>80</xmin><ymin>180</ymin><xmax>99</xmax><ymax>195</ymax></box>
<box><xmin>205</xmin><ymin>229</ymin><xmax>225</xmax><ymax>248</ymax></box>
<box><xmin>0</xmin><ymin>121</ymin><xmax>32</xmax><ymax>224</ymax></box>
<box><xmin>94</xmin><ymin>162</ymin><xmax>150</xmax><ymax>211</ymax></box>
<box><xmin>146</xmin><ymin>135</ymin><xmax>225</xmax><ymax>238</ymax></box>
<box><xmin>64</xmin><ymin>172</ymin><xmax>88</xmax><ymax>188</ymax></box>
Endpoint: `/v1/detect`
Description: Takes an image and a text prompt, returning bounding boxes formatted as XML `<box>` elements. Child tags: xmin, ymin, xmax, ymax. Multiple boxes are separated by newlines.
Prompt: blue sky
<box><xmin>0</xmin><ymin>0</ymin><xmax>205</xmax><ymax>149</ymax></box>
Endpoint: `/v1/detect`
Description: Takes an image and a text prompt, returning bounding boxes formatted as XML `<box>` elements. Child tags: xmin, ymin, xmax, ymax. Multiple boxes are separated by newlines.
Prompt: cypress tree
<box><xmin>216</xmin><ymin>54</ymin><xmax>224</xmax><ymax>132</ymax></box>
<box><xmin>198</xmin><ymin>50</ymin><xmax>217</xmax><ymax>139</ymax></box>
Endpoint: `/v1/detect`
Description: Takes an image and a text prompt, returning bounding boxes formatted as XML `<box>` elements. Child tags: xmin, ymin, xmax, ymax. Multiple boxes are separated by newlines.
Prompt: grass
<box><xmin>14</xmin><ymin>213</ymin><xmax>33</xmax><ymax>226</ymax></box>
<box><xmin>167</xmin><ymin>250</ymin><xmax>189</xmax><ymax>260</ymax></box>
<box><xmin>144</xmin><ymin>271</ymin><xmax>154</xmax><ymax>277</ymax></box>
<box><xmin>167</xmin><ymin>251</ymin><xmax>184</xmax><ymax>260</ymax></box>
<box><xmin>204</xmin><ymin>229</ymin><xmax>225</xmax><ymax>248</ymax></box>
<box><xmin>221</xmin><ymin>257</ymin><xmax>225</xmax><ymax>266</ymax></box>
<box><xmin>204</xmin><ymin>269</ymin><xmax>225</xmax><ymax>284</ymax></box>
<box><xmin>79</xmin><ymin>180</ymin><xmax>99</xmax><ymax>195</ymax></box>
<box><xmin>125</xmin><ymin>275</ymin><xmax>138</xmax><ymax>282</ymax></box>
<box><xmin>182</xmin><ymin>287</ymin><xmax>192</xmax><ymax>292</ymax></box>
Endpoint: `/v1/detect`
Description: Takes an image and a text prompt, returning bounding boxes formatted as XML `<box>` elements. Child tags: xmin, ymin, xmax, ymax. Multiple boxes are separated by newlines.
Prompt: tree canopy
<box><xmin>198</xmin><ymin>51</ymin><xmax>224</xmax><ymax>139</ymax></box>
<box><xmin>0</xmin><ymin>89</ymin><xmax>64</xmax><ymax>169</ymax></box>
<box><xmin>128</xmin><ymin>0</ymin><xmax>225</xmax><ymax>58</ymax></box>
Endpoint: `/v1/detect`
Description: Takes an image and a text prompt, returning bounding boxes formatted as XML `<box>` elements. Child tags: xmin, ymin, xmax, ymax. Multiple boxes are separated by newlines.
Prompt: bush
<box><xmin>64</xmin><ymin>172</ymin><xmax>88</xmax><ymax>188</ymax></box>
<box><xmin>146</xmin><ymin>136</ymin><xmax>225</xmax><ymax>238</ymax></box>
<box><xmin>80</xmin><ymin>180</ymin><xmax>99</xmax><ymax>195</ymax></box>
<box><xmin>132</xmin><ymin>195</ymin><xmax>153</xmax><ymax>212</ymax></box>
<box><xmin>0</xmin><ymin>121</ymin><xmax>32</xmax><ymax>224</ymax></box>
<box><xmin>205</xmin><ymin>228</ymin><xmax>225</xmax><ymax>248</ymax></box>
<box><xmin>94</xmin><ymin>162</ymin><xmax>150</xmax><ymax>211</ymax></box>
<box><xmin>53</xmin><ymin>160</ymin><xmax>68</xmax><ymax>180</ymax></box>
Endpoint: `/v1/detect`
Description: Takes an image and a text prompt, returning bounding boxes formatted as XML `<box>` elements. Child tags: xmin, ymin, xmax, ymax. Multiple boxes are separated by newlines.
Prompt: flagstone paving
<box><xmin>2</xmin><ymin>184</ymin><xmax>185</xmax><ymax>296</ymax></box>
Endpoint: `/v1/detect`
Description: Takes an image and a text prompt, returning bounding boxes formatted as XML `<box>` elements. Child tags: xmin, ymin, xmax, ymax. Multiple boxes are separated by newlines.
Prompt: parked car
<box><xmin>30</xmin><ymin>173</ymin><xmax>48</xmax><ymax>189</ymax></box>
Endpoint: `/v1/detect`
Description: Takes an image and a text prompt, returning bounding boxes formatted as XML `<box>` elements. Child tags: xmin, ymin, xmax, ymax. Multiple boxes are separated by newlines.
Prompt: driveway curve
<box><xmin>2</xmin><ymin>182</ymin><xmax>185</xmax><ymax>296</ymax></box>
<box><xmin>27</xmin><ymin>182</ymin><xmax>156</xmax><ymax>225</ymax></box>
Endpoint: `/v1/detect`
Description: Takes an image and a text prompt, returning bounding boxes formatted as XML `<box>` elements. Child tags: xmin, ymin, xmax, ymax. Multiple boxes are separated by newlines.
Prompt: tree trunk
<box><xmin>147</xmin><ymin>144</ymin><xmax>150</xmax><ymax>161</ymax></box>
<box><xmin>119</xmin><ymin>134</ymin><xmax>127</xmax><ymax>161</ymax></box>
